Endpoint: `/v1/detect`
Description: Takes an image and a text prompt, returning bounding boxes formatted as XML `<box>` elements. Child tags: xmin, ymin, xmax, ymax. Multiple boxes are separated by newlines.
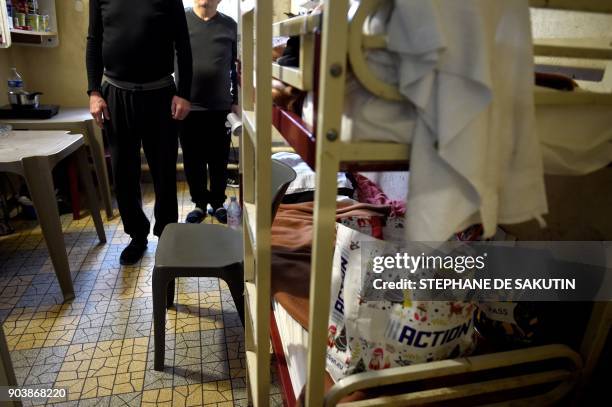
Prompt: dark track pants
<box><xmin>103</xmin><ymin>83</ymin><xmax>179</xmax><ymax>239</ymax></box>
<box><xmin>179</xmin><ymin>110</ymin><xmax>231</xmax><ymax>210</ymax></box>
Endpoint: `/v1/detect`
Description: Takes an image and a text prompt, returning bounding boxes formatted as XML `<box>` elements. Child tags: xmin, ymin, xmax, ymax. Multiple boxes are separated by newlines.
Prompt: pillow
<box><xmin>272</xmin><ymin>152</ymin><xmax>353</xmax><ymax>195</ymax></box>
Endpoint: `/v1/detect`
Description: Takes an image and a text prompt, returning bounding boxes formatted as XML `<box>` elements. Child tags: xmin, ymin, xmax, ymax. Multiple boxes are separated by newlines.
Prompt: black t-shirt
<box><xmin>183</xmin><ymin>9</ymin><xmax>238</xmax><ymax>110</ymax></box>
<box><xmin>86</xmin><ymin>0</ymin><xmax>192</xmax><ymax>99</ymax></box>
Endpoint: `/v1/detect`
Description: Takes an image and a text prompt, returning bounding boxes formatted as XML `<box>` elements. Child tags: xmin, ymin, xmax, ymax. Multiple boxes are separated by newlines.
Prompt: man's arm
<box><xmin>86</xmin><ymin>0</ymin><xmax>104</xmax><ymax>95</ymax></box>
<box><xmin>170</xmin><ymin>0</ymin><xmax>192</xmax><ymax>120</ymax></box>
<box><xmin>86</xmin><ymin>0</ymin><xmax>109</xmax><ymax>128</ymax></box>
<box><xmin>172</xmin><ymin>0</ymin><xmax>192</xmax><ymax>100</ymax></box>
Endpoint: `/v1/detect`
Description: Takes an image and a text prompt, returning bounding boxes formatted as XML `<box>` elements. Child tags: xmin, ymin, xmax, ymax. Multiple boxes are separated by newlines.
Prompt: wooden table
<box><xmin>0</xmin><ymin>107</ymin><xmax>114</xmax><ymax>219</ymax></box>
<box><xmin>0</xmin><ymin>130</ymin><xmax>107</xmax><ymax>300</ymax></box>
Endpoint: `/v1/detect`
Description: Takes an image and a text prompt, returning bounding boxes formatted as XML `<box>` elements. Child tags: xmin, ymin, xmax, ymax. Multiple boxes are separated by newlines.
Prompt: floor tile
<box><xmin>109</xmin><ymin>391</ymin><xmax>141</xmax><ymax>407</ymax></box>
<box><xmin>0</xmin><ymin>184</ymin><xmax>281</xmax><ymax>406</ymax></box>
<box><xmin>24</xmin><ymin>362</ymin><xmax>62</xmax><ymax>385</ymax></box>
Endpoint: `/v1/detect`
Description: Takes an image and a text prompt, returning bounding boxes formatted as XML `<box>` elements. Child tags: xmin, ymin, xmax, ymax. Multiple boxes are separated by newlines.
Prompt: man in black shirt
<box><xmin>86</xmin><ymin>0</ymin><xmax>192</xmax><ymax>265</ymax></box>
<box><xmin>181</xmin><ymin>0</ymin><xmax>238</xmax><ymax>224</ymax></box>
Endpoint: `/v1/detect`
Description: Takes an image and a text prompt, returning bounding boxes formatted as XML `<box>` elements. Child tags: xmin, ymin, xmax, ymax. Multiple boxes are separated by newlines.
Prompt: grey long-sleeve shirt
<box><xmin>183</xmin><ymin>9</ymin><xmax>238</xmax><ymax>111</ymax></box>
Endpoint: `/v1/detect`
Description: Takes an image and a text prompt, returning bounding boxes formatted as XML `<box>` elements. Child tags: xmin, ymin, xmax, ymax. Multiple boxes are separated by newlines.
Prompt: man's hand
<box><xmin>89</xmin><ymin>92</ymin><xmax>110</xmax><ymax>128</ymax></box>
<box><xmin>172</xmin><ymin>96</ymin><xmax>191</xmax><ymax>120</ymax></box>
<box><xmin>231</xmin><ymin>104</ymin><xmax>241</xmax><ymax>116</ymax></box>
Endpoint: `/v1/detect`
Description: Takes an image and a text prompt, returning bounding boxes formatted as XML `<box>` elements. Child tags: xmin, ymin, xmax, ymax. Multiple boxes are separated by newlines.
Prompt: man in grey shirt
<box><xmin>181</xmin><ymin>0</ymin><xmax>238</xmax><ymax>224</ymax></box>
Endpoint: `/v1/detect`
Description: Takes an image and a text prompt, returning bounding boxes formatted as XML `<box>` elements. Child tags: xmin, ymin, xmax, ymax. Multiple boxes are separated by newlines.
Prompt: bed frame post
<box><xmin>305</xmin><ymin>1</ymin><xmax>350</xmax><ymax>406</ymax></box>
<box><xmin>240</xmin><ymin>0</ymin><xmax>273</xmax><ymax>405</ymax></box>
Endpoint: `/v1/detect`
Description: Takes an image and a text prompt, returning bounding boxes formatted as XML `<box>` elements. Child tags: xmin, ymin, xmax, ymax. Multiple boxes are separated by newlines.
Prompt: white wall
<box><xmin>0</xmin><ymin>49</ymin><xmax>11</xmax><ymax>100</ymax></box>
<box><xmin>531</xmin><ymin>8</ymin><xmax>612</xmax><ymax>90</ymax></box>
<box><xmin>182</xmin><ymin>0</ymin><xmax>239</xmax><ymax>21</ymax></box>
<box><xmin>182</xmin><ymin>1</ymin><xmax>291</xmax><ymax>23</ymax></box>
<box><xmin>3</xmin><ymin>1</ymin><xmax>89</xmax><ymax>107</ymax></box>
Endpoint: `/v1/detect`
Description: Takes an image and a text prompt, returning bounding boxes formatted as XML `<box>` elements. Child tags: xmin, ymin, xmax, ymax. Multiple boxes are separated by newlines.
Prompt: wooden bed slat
<box><xmin>337</xmin><ymin>370</ymin><xmax>574</xmax><ymax>407</ymax></box>
<box><xmin>529</xmin><ymin>0</ymin><xmax>612</xmax><ymax>13</ymax></box>
<box><xmin>534</xmin><ymin>38</ymin><xmax>612</xmax><ymax>60</ymax></box>
<box><xmin>365</xmin><ymin>36</ymin><xmax>612</xmax><ymax>60</ymax></box>
<box><xmin>273</xmin><ymin>13</ymin><xmax>322</xmax><ymax>38</ymax></box>
<box><xmin>272</xmin><ymin>106</ymin><xmax>410</xmax><ymax>171</ymax></box>
<box><xmin>325</xmin><ymin>344</ymin><xmax>582</xmax><ymax>406</ymax></box>
<box><xmin>535</xmin><ymin>88</ymin><xmax>612</xmax><ymax>105</ymax></box>
<box><xmin>272</xmin><ymin>63</ymin><xmax>312</xmax><ymax>91</ymax></box>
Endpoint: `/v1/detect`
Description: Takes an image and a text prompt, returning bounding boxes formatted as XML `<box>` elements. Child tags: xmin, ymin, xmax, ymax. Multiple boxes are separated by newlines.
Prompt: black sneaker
<box><xmin>119</xmin><ymin>238</ymin><xmax>148</xmax><ymax>266</ymax></box>
<box><xmin>185</xmin><ymin>208</ymin><xmax>206</xmax><ymax>224</ymax></box>
<box><xmin>212</xmin><ymin>207</ymin><xmax>227</xmax><ymax>224</ymax></box>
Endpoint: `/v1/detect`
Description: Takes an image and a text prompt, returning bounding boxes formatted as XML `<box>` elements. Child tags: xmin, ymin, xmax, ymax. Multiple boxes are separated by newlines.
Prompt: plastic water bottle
<box><xmin>6</xmin><ymin>2</ymin><xmax>13</xmax><ymax>30</ymax></box>
<box><xmin>227</xmin><ymin>197</ymin><xmax>242</xmax><ymax>229</ymax></box>
<box><xmin>8</xmin><ymin>68</ymin><xmax>25</xmax><ymax>94</ymax></box>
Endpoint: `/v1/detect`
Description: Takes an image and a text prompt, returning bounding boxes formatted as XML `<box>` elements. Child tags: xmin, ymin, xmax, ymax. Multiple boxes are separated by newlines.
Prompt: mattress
<box><xmin>272</xmin><ymin>299</ymin><xmax>309</xmax><ymax>400</ymax></box>
<box><xmin>302</xmin><ymin>86</ymin><xmax>612</xmax><ymax>175</ymax></box>
<box><xmin>301</xmin><ymin>77</ymin><xmax>416</xmax><ymax>145</ymax></box>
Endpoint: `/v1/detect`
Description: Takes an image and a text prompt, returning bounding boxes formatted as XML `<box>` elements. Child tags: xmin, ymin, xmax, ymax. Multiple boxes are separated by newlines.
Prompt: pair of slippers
<box><xmin>185</xmin><ymin>206</ymin><xmax>227</xmax><ymax>224</ymax></box>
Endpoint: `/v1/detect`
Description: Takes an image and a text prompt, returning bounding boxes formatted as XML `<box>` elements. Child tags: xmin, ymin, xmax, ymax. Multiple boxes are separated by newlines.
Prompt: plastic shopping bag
<box><xmin>326</xmin><ymin>224</ymin><xmax>477</xmax><ymax>381</ymax></box>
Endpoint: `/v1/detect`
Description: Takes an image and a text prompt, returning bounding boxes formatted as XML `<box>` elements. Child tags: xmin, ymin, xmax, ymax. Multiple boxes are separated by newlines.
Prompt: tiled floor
<box><xmin>0</xmin><ymin>182</ymin><xmax>282</xmax><ymax>406</ymax></box>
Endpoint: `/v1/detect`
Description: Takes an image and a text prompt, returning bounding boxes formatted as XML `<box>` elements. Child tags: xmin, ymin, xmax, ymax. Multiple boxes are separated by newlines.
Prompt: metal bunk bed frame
<box><xmin>239</xmin><ymin>0</ymin><xmax>612</xmax><ymax>405</ymax></box>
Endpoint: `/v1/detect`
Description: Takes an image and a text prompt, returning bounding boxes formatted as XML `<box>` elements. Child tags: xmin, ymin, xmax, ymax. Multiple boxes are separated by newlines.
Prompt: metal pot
<box><xmin>8</xmin><ymin>91</ymin><xmax>43</xmax><ymax>109</ymax></box>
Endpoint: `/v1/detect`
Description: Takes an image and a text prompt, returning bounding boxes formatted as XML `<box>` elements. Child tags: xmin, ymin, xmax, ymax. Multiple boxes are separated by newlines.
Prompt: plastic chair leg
<box><xmin>224</xmin><ymin>263</ymin><xmax>245</xmax><ymax>326</ymax></box>
<box><xmin>166</xmin><ymin>278</ymin><xmax>175</xmax><ymax>309</ymax></box>
<box><xmin>68</xmin><ymin>157</ymin><xmax>81</xmax><ymax>220</ymax></box>
<box><xmin>153</xmin><ymin>266</ymin><xmax>171</xmax><ymax>371</ymax></box>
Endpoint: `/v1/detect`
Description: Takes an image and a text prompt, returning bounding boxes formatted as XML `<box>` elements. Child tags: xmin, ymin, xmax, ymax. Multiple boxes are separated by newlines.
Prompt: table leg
<box><xmin>76</xmin><ymin>146</ymin><xmax>107</xmax><ymax>244</ymax></box>
<box><xmin>68</xmin><ymin>157</ymin><xmax>81</xmax><ymax>220</ymax></box>
<box><xmin>22</xmin><ymin>156</ymin><xmax>75</xmax><ymax>301</ymax></box>
<box><xmin>85</xmin><ymin>121</ymin><xmax>114</xmax><ymax>220</ymax></box>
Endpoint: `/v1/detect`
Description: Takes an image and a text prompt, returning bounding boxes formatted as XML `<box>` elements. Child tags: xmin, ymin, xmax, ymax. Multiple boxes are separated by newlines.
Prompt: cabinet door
<box><xmin>0</xmin><ymin>0</ymin><xmax>11</xmax><ymax>48</ymax></box>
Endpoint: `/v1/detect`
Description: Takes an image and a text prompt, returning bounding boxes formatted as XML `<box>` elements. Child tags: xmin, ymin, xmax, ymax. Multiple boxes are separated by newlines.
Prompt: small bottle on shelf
<box><xmin>28</xmin><ymin>0</ymin><xmax>39</xmax><ymax>15</ymax></box>
<box><xmin>227</xmin><ymin>197</ymin><xmax>242</xmax><ymax>229</ymax></box>
<box><xmin>6</xmin><ymin>1</ymin><xmax>14</xmax><ymax>29</ymax></box>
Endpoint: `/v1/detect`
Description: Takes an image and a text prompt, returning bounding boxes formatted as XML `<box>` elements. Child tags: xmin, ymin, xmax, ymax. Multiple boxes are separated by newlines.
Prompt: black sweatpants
<box><xmin>103</xmin><ymin>83</ymin><xmax>179</xmax><ymax>239</ymax></box>
<box><xmin>179</xmin><ymin>110</ymin><xmax>231</xmax><ymax>210</ymax></box>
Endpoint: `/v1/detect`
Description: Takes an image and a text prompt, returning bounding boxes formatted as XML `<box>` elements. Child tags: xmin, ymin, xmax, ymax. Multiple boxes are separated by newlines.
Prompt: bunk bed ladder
<box><xmin>240</xmin><ymin>1</ymin><xmax>273</xmax><ymax>405</ymax></box>
<box><xmin>305</xmin><ymin>1</ymin><xmax>351</xmax><ymax>406</ymax></box>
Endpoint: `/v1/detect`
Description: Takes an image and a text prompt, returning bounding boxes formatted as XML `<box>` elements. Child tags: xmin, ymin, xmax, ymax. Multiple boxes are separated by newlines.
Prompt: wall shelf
<box><xmin>1</xmin><ymin>0</ymin><xmax>59</xmax><ymax>48</ymax></box>
<box><xmin>10</xmin><ymin>28</ymin><xmax>57</xmax><ymax>36</ymax></box>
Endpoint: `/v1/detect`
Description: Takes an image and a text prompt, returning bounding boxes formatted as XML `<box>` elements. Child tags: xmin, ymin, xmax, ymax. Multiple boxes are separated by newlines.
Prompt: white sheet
<box><xmin>271</xmin><ymin>152</ymin><xmax>353</xmax><ymax>194</ymax></box>
<box><xmin>302</xmin><ymin>2</ymin><xmax>416</xmax><ymax>144</ymax></box>
<box><xmin>302</xmin><ymin>78</ymin><xmax>416</xmax><ymax>143</ymax></box>
<box><xmin>272</xmin><ymin>299</ymin><xmax>309</xmax><ymax>400</ymax></box>
<box><xmin>536</xmin><ymin>89</ymin><xmax>612</xmax><ymax>175</ymax></box>
<box><xmin>304</xmin><ymin>86</ymin><xmax>612</xmax><ymax>176</ymax></box>
<box><xmin>387</xmin><ymin>0</ymin><xmax>548</xmax><ymax>241</ymax></box>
